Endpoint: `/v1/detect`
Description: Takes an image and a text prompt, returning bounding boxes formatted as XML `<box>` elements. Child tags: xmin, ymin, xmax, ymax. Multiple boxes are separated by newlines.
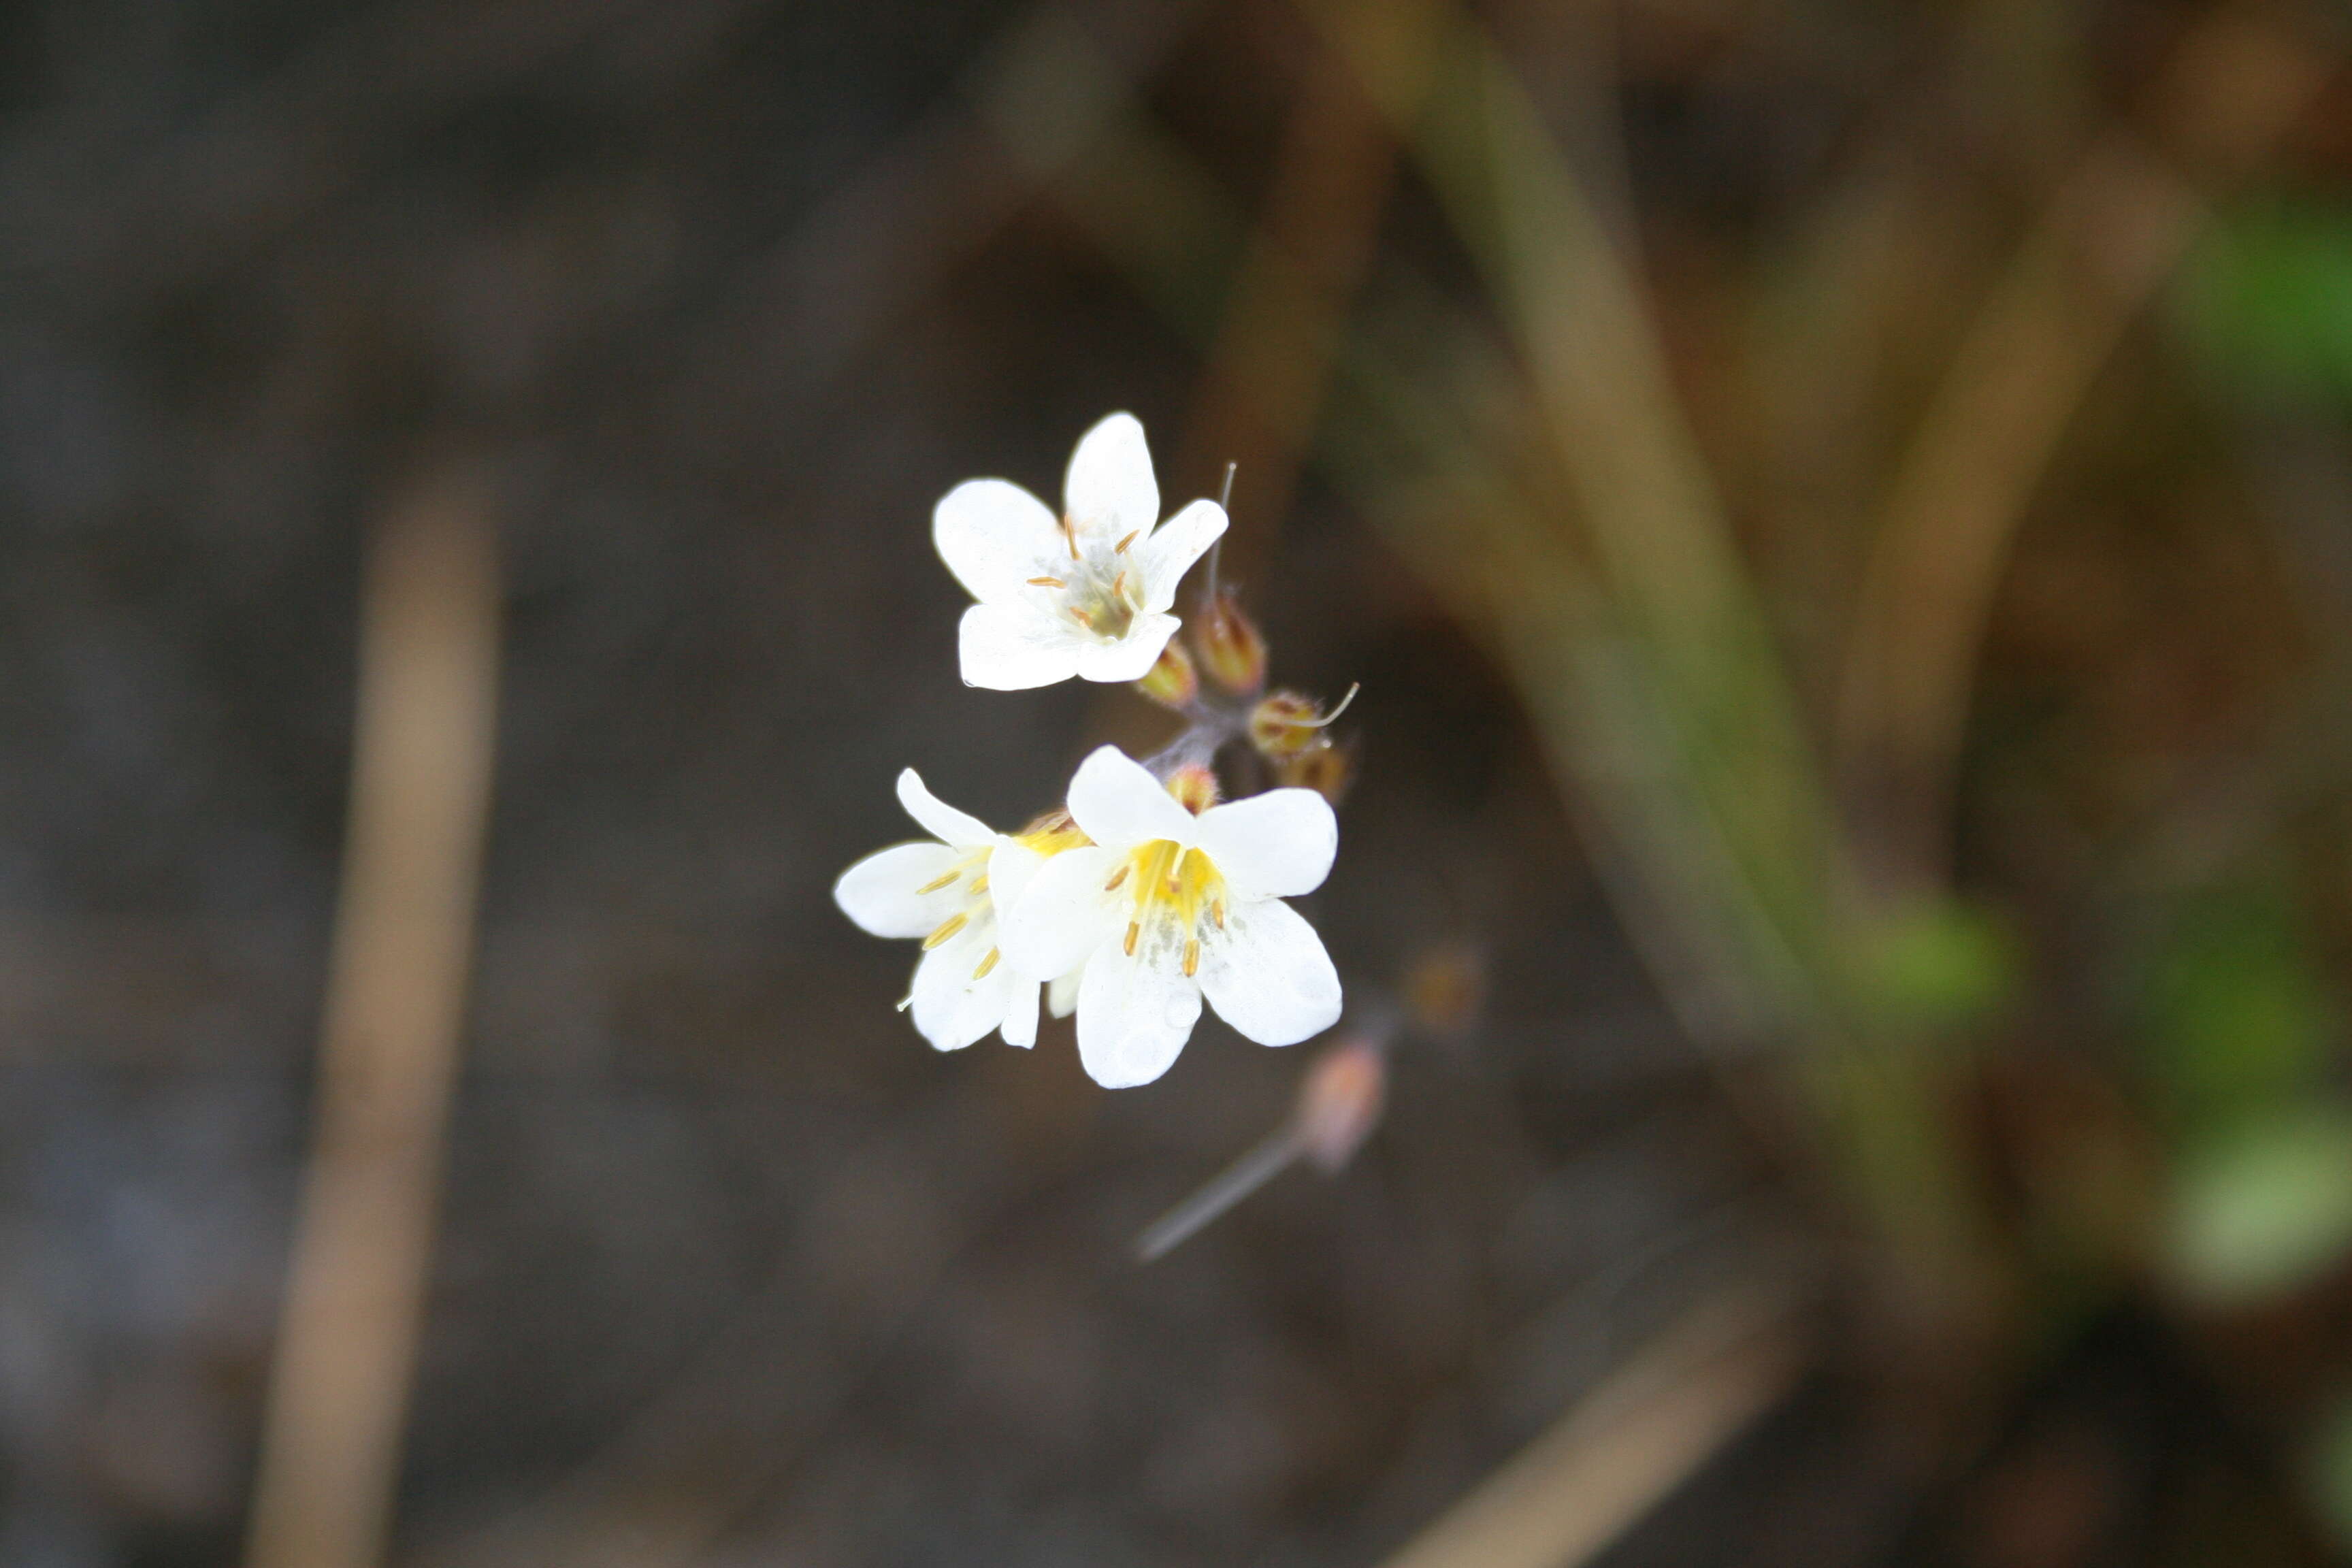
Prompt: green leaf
<box><xmin>2176</xmin><ymin>199</ymin><xmax>2352</xmax><ymax>404</ymax></box>
<box><xmin>1848</xmin><ymin>899</ymin><xmax>2015</xmax><ymax>1034</ymax></box>
<box><xmin>2166</xmin><ymin>1107</ymin><xmax>2352</xmax><ymax>1306</ymax></box>
<box><xmin>2143</xmin><ymin>880</ymin><xmax>2332</xmax><ymax>1128</ymax></box>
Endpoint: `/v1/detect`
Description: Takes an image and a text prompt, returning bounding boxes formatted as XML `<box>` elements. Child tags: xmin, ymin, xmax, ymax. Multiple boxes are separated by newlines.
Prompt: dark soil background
<box><xmin>0</xmin><ymin>3</ymin><xmax>1775</xmax><ymax>1563</ymax></box>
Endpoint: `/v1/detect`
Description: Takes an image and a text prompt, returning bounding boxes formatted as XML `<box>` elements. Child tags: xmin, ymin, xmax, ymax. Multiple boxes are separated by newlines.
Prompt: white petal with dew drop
<box><xmin>1194</xmin><ymin>788</ymin><xmax>1337</xmax><ymax>900</ymax></box>
<box><xmin>832</xmin><ymin>841</ymin><xmax>966</xmax><ymax>938</ymax></box>
<box><xmin>896</xmin><ymin>768</ymin><xmax>996</xmax><ymax>849</ymax></box>
<box><xmin>1062</xmin><ymin>412</ymin><xmax>1158</xmax><ymax>542</ymax></box>
<box><xmin>1048</xmin><ymin>966</ymin><xmax>1083</xmax><ymax>1018</ymax></box>
<box><xmin>1198</xmin><ymin>897</ymin><xmax>1341</xmax><ymax>1047</ymax></box>
<box><xmin>958</xmin><ymin>602</ymin><xmax>1085</xmax><ymax>691</ymax></box>
<box><xmin>1076</xmin><ymin>938</ymin><xmax>1203</xmax><ymax>1088</ymax></box>
<box><xmin>1073</xmin><ymin>615</ymin><xmax>1179</xmax><ymax>684</ymax></box>
<box><xmin>1065</xmin><ymin>745</ymin><xmax>1196</xmax><ymax>850</ymax></box>
<box><xmin>1134</xmin><ymin>499</ymin><xmax>1226</xmax><ymax>615</ymax></box>
<box><xmin>932</xmin><ymin>478</ymin><xmax>1064</xmax><ymax>602</ymax></box>
<box><xmin>1000</xmin><ymin>845</ymin><xmax>1121</xmax><ymax>980</ymax></box>
<box><xmin>910</xmin><ymin>921</ymin><xmax>1013</xmax><ymax>1051</ymax></box>
<box><xmin>1000</xmin><ymin>977</ymin><xmax>1041</xmax><ymax>1047</ymax></box>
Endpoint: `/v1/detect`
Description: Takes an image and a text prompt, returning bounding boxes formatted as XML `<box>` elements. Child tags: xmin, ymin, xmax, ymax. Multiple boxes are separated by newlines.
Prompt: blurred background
<box><xmin>4</xmin><ymin>0</ymin><xmax>2352</xmax><ymax>1563</ymax></box>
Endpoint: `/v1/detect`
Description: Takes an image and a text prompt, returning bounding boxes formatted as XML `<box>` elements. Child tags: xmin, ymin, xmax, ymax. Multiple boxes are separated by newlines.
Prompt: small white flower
<box><xmin>833</xmin><ymin>769</ymin><xmax>1081</xmax><ymax>1052</ymax></box>
<box><xmin>1002</xmin><ymin>746</ymin><xmax>1342</xmax><ymax>1088</ymax></box>
<box><xmin>933</xmin><ymin>412</ymin><xmax>1228</xmax><ymax>690</ymax></box>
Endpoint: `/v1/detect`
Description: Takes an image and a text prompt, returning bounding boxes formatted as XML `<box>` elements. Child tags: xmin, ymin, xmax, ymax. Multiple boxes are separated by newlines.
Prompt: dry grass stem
<box><xmin>1835</xmin><ymin>12</ymin><xmax>2332</xmax><ymax>889</ymax></box>
<box><xmin>244</xmin><ymin>467</ymin><xmax>504</xmax><ymax>1568</ymax></box>
<box><xmin>1376</xmin><ymin>1283</ymin><xmax>1808</xmax><ymax>1568</ymax></box>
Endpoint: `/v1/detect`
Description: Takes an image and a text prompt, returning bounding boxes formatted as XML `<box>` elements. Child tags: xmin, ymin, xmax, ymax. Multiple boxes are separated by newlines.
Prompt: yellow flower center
<box><xmin>1107</xmin><ymin>839</ymin><xmax>1226</xmax><ymax>977</ymax></box>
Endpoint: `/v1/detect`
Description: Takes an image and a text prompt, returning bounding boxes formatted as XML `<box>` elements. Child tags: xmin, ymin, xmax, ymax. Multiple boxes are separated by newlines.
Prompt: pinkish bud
<box><xmin>1295</xmin><ymin>1037</ymin><xmax>1386</xmax><ymax>1174</ymax></box>
<box><xmin>1164</xmin><ymin>763</ymin><xmax>1220</xmax><ymax>815</ymax></box>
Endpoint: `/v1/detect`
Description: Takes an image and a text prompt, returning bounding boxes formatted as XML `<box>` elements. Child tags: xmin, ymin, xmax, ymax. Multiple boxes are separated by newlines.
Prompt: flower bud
<box><xmin>1275</xmin><ymin>742</ymin><xmax>1353</xmax><ymax>804</ymax></box>
<box><xmin>1135</xmin><ymin>637</ymin><xmax>1199</xmax><ymax>710</ymax></box>
<box><xmin>1248</xmin><ymin>691</ymin><xmax>1323</xmax><ymax>757</ymax></box>
<box><xmin>1295</xmin><ymin>1037</ymin><xmax>1386</xmax><ymax>1174</ymax></box>
<box><xmin>1192</xmin><ymin>590</ymin><xmax>1267</xmax><ymax>695</ymax></box>
<box><xmin>1250</xmin><ymin>682</ymin><xmax>1356</xmax><ymax>760</ymax></box>
<box><xmin>1164</xmin><ymin>763</ymin><xmax>1220</xmax><ymax>815</ymax></box>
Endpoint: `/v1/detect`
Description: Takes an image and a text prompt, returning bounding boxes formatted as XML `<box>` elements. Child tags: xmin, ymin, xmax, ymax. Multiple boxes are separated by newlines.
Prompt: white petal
<box><xmin>1048</xmin><ymin>966</ymin><xmax>1083</xmax><ymax>1018</ymax></box>
<box><xmin>933</xmin><ymin>478</ymin><xmax>1062</xmax><ymax>603</ymax></box>
<box><xmin>896</xmin><ymin>768</ymin><xmax>995</xmax><ymax>849</ymax></box>
<box><xmin>1000</xmin><ymin>977</ymin><xmax>1041</xmax><ymax>1047</ymax></box>
<box><xmin>1072</xmin><ymin>615</ymin><xmax>1178</xmax><ymax>683</ymax></box>
<box><xmin>910</xmin><ymin>924</ymin><xmax>1012</xmax><ymax>1051</ymax></box>
<box><xmin>1197</xmin><ymin>897</ymin><xmax>1341</xmax><ymax>1047</ymax></box>
<box><xmin>1000</xmin><ymin>845</ymin><xmax>1122</xmax><ymax>979</ymax></box>
<box><xmin>959</xmin><ymin>602</ymin><xmax>1085</xmax><ymax>690</ymax></box>
<box><xmin>1133</xmin><ymin>500</ymin><xmax>1226</xmax><ymax>614</ymax></box>
<box><xmin>833</xmin><ymin>841</ymin><xmax>965</xmax><ymax>938</ymax></box>
<box><xmin>1064</xmin><ymin>745</ymin><xmax>1194</xmax><ymax>849</ymax></box>
<box><xmin>1062</xmin><ymin>412</ymin><xmax>1158</xmax><ymax>542</ymax></box>
<box><xmin>1194</xmin><ymin>788</ymin><xmax>1337</xmax><ymax>900</ymax></box>
<box><xmin>1075</xmin><ymin>939</ymin><xmax>1202</xmax><ymax>1088</ymax></box>
<box><xmin>986</xmin><ymin>838</ymin><xmax>1047</xmax><ymax>924</ymax></box>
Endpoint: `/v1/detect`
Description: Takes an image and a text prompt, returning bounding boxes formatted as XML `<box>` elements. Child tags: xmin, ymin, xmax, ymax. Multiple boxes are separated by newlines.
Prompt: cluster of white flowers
<box><xmin>833</xmin><ymin>413</ymin><xmax>1349</xmax><ymax>1088</ymax></box>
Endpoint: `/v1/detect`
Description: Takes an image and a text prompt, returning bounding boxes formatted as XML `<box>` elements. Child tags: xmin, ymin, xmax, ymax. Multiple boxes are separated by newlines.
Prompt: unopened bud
<box><xmin>1403</xmin><ymin>942</ymin><xmax>1486</xmax><ymax>1039</ymax></box>
<box><xmin>1193</xmin><ymin>591</ymin><xmax>1267</xmax><ymax>694</ymax></box>
<box><xmin>1164</xmin><ymin>763</ymin><xmax>1220</xmax><ymax>815</ymax></box>
<box><xmin>1276</xmin><ymin>741</ymin><xmax>1353</xmax><ymax>804</ymax></box>
<box><xmin>1136</xmin><ymin>637</ymin><xmax>1199</xmax><ymax>709</ymax></box>
<box><xmin>1249</xmin><ymin>683</ymin><xmax>1358</xmax><ymax>760</ymax></box>
<box><xmin>1296</xmin><ymin>1037</ymin><xmax>1386</xmax><ymax>1174</ymax></box>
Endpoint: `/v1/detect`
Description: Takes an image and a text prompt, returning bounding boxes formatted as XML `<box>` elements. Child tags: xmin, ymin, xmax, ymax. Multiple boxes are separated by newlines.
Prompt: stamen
<box><xmin>917</xmin><ymin>870</ymin><xmax>960</xmax><ymax>894</ymax></box>
<box><xmin>1115</xmin><ymin>530</ymin><xmax>1139</xmax><ymax>554</ymax></box>
<box><xmin>1027</xmin><ymin>575</ymin><xmax>1066</xmax><ymax>589</ymax></box>
<box><xmin>1061</xmin><ymin>515</ymin><xmax>1079</xmax><ymax>560</ymax></box>
<box><xmin>969</xmin><ymin>875</ymin><xmax>988</xmax><ymax>896</ymax></box>
<box><xmin>1112</xmin><ymin>570</ymin><xmax>1129</xmax><ymax>599</ymax></box>
<box><xmin>921</xmin><ymin>913</ymin><xmax>968</xmax><ymax>950</ymax></box>
<box><xmin>1124</xmin><ymin>921</ymin><xmax>1140</xmax><ymax>957</ymax></box>
<box><xmin>1105</xmin><ymin>864</ymin><xmax>1130</xmax><ymax>892</ymax></box>
<box><xmin>1183</xmin><ymin>938</ymin><xmax>1200</xmax><ymax>977</ymax></box>
<box><xmin>1071</xmin><ymin>608</ymin><xmax>1096</xmax><ymax>631</ymax></box>
<box><xmin>1211</xmin><ymin>900</ymin><xmax>1226</xmax><ymax>930</ymax></box>
<box><xmin>972</xmin><ymin>947</ymin><xmax>1000</xmax><ymax>980</ymax></box>
<box><xmin>895</xmin><ymin>994</ymin><xmax>913</xmax><ymax>1012</ymax></box>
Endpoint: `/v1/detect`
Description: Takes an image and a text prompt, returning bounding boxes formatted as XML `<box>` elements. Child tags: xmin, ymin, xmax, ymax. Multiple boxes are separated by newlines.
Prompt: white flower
<box><xmin>833</xmin><ymin>769</ymin><xmax>1081</xmax><ymax>1052</ymax></box>
<box><xmin>933</xmin><ymin>412</ymin><xmax>1228</xmax><ymax>690</ymax></box>
<box><xmin>1002</xmin><ymin>746</ymin><xmax>1341</xmax><ymax>1088</ymax></box>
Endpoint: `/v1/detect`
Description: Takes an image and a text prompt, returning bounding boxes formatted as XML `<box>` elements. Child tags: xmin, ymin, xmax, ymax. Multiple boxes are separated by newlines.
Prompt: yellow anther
<box><xmin>1182</xmin><ymin>938</ymin><xmax>1200</xmax><ymax>977</ymax></box>
<box><xmin>1061</xmin><ymin>515</ymin><xmax>1079</xmax><ymax>559</ymax></box>
<box><xmin>921</xmin><ymin>913</ymin><xmax>968</xmax><ymax>949</ymax></box>
<box><xmin>972</xmin><ymin>947</ymin><xmax>1000</xmax><ymax>980</ymax></box>
<box><xmin>1105</xmin><ymin>864</ymin><xmax>1130</xmax><ymax>892</ymax></box>
<box><xmin>1211</xmin><ymin>900</ymin><xmax>1225</xmax><ymax>930</ymax></box>
<box><xmin>1115</xmin><ymin>529</ymin><xmax>1139</xmax><ymax>554</ymax></box>
<box><xmin>1124</xmin><ymin>921</ymin><xmax>1140</xmax><ymax>957</ymax></box>
<box><xmin>1028</xmin><ymin>575</ymin><xmax>1066</xmax><ymax>589</ymax></box>
<box><xmin>969</xmin><ymin>875</ymin><xmax>987</xmax><ymax>896</ymax></box>
<box><xmin>917</xmin><ymin>870</ymin><xmax>960</xmax><ymax>894</ymax></box>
